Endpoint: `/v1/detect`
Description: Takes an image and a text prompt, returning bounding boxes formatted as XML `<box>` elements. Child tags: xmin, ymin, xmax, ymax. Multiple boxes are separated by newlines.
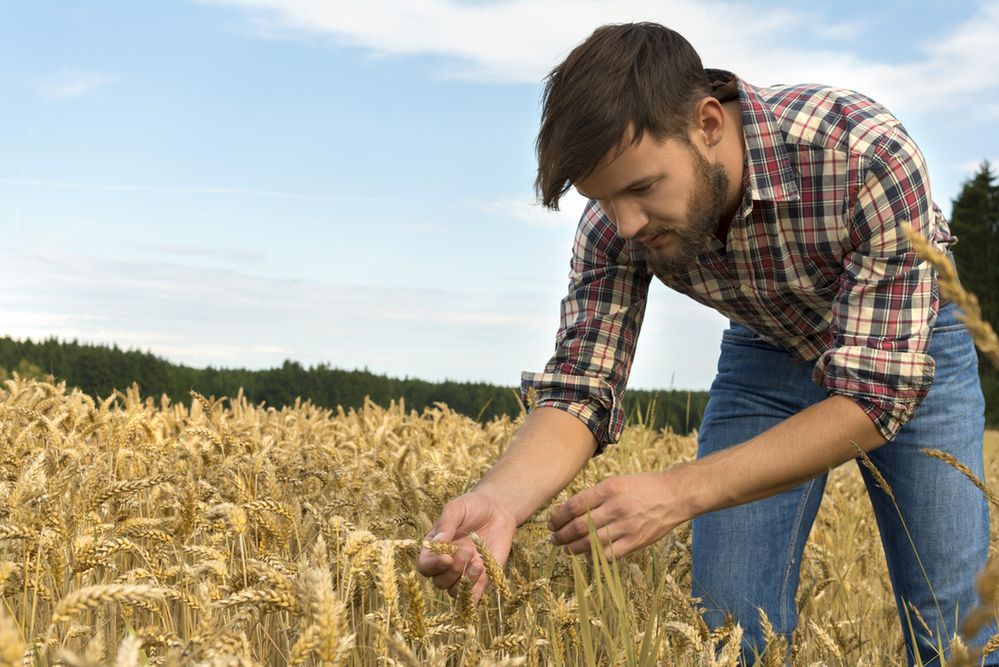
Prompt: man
<box><xmin>416</xmin><ymin>22</ymin><xmax>992</xmax><ymax>664</ymax></box>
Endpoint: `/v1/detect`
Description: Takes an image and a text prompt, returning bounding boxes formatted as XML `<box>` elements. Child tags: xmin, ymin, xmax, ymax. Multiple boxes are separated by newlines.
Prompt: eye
<box><xmin>629</xmin><ymin>182</ymin><xmax>654</xmax><ymax>194</ymax></box>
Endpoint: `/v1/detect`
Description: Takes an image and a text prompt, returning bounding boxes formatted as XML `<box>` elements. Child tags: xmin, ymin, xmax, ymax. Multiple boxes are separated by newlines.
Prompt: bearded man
<box><xmin>417</xmin><ymin>22</ymin><xmax>993</xmax><ymax>664</ymax></box>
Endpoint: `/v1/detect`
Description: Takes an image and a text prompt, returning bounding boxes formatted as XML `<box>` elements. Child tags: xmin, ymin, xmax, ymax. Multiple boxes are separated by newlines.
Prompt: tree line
<box><xmin>950</xmin><ymin>161</ymin><xmax>999</xmax><ymax>427</ymax></box>
<box><xmin>0</xmin><ymin>338</ymin><xmax>708</xmax><ymax>435</ymax></box>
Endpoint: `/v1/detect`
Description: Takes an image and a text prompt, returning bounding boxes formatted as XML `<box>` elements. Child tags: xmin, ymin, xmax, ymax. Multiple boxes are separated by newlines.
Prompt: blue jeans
<box><xmin>691</xmin><ymin>302</ymin><xmax>994</xmax><ymax>665</ymax></box>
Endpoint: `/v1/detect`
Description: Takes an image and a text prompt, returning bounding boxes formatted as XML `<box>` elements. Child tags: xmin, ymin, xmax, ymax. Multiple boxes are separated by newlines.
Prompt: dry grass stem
<box><xmin>921</xmin><ymin>448</ymin><xmax>999</xmax><ymax>507</ymax></box>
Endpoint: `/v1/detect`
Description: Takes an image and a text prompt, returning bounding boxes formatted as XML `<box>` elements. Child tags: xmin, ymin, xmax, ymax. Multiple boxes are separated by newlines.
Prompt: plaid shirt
<box><xmin>521</xmin><ymin>69</ymin><xmax>953</xmax><ymax>453</ymax></box>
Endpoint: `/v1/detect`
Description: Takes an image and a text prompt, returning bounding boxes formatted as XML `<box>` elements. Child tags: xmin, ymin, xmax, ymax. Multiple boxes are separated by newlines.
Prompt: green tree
<box><xmin>950</xmin><ymin>161</ymin><xmax>998</xmax><ymax>338</ymax></box>
<box><xmin>949</xmin><ymin>161</ymin><xmax>999</xmax><ymax>425</ymax></box>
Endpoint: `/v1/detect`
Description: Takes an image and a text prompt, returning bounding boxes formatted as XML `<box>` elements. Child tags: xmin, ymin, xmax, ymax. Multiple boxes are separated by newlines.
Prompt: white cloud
<box><xmin>956</xmin><ymin>158</ymin><xmax>997</xmax><ymax>176</ymax></box>
<box><xmin>0</xmin><ymin>250</ymin><xmax>559</xmax><ymax>382</ymax></box>
<box><xmin>0</xmin><ymin>176</ymin><xmax>586</xmax><ymax>230</ymax></box>
<box><xmin>38</xmin><ymin>68</ymin><xmax>116</xmax><ymax>99</ymax></box>
<box><xmin>0</xmin><ymin>247</ymin><xmax>723</xmax><ymax>388</ymax></box>
<box><xmin>811</xmin><ymin>20</ymin><xmax>867</xmax><ymax>42</ymax></box>
<box><xmin>133</xmin><ymin>243</ymin><xmax>266</xmax><ymax>264</ymax></box>
<box><xmin>197</xmin><ymin>0</ymin><xmax>999</xmax><ymax>117</ymax></box>
<box><xmin>0</xmin><ymin>177</ymin><xmax>428</xmax><ymax>205</ymax></box>
<box><xmin>199</xmin><ymin>0</ymin><xmax>806</xmax><ymax>82</ymax></box>
<box><xmin>467</xmin><ymin>188</ymin><xmax>588</xmax><ymax>227</ymax></box>
<box><xmin>925</xmin><ymin>2</ymin><xmax>999</xmax><ymax>89</ymax></box>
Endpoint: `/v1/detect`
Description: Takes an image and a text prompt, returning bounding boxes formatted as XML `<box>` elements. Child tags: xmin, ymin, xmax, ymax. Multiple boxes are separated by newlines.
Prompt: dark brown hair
<box><xmin>535</xmin><ymin>22</ymin><xmax>711</xmax><ymax>210</ymax></box>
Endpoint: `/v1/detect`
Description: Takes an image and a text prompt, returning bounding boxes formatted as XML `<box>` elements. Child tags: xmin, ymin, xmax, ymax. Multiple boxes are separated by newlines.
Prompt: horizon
<box><xmin>2</xmin><ymin>333</ymin><xmax>719</xmax><ymax>394</ymax></box>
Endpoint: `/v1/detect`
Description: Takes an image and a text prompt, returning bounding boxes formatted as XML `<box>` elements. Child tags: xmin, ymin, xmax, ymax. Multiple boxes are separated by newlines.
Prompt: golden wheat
<box><xmin>0</xmin><ymin>372</ymin><xmax>995</xmax><ymax>664</ymax></box>
<box><xmin>48</xmin><ymin>584</ymin><xmax>167</xmax><ymax>626</ymax></box>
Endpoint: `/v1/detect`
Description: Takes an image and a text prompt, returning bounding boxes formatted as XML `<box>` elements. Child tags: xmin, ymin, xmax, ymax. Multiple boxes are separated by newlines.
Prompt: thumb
<box><xmin>427</xmin><ymin>499</ymin><xmax>468</xmax><ymax>543</ymax></box>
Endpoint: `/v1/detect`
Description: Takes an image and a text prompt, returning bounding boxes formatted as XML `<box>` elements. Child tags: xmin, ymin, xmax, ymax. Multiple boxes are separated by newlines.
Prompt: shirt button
<box><xmin>739</xmin><ymin>283</ymin><xmax>753</xmax><ymax>296</ymax></box>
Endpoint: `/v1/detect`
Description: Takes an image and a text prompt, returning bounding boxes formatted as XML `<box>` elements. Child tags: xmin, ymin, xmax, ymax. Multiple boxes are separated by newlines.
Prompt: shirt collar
<box><xmin>707</xmin><ymin>68</ymin><xmax>800</xmax><ymax>204</ymax></box>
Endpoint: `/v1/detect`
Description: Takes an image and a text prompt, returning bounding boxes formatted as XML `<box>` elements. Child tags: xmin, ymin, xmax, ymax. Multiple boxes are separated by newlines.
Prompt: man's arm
<box><xmin>549</xmin><ymin>394</ymin><xmax>884</xmax><ymax>558</ymax></box>
<box><xmin>683</xmin><ymin>394</ymin><xmax>883</xmax><ymax>512</ymax></box>
<box><xmin>416</xmin><ymin>406</ymin><xmax>596</xmax><ymax>601</ymax></box>
<box><xmin>521</xmin><ymin>199</ymin><xmax>653</xmax><ymax>453</ymax></box>
<box><xmin>473</xmin><ymin>406</ymin><xmax>597</xmax><ymax>524</ymax></box>
<box><xmin>419</xmin><ymin>199</ymin><xmax>649</xmax><ymax>599</ymax></box>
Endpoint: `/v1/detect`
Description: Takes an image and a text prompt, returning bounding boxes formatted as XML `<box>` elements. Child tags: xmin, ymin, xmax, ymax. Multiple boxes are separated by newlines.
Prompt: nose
<box><xmin>607</xmin><ymin>198</ymin><xmax>647</xmax><ymax>239</ymax></box>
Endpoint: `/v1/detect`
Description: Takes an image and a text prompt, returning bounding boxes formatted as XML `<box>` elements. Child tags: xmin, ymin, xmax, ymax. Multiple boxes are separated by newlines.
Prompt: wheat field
<box><xmin>0</xmin><ymin>372</ymin><xmax>997</xmax><ymax>666</ymax></box>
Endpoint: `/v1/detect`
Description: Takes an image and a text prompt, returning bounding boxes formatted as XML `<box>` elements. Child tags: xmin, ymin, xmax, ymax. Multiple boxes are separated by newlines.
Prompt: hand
<box><xmin>548</xmin><ymin>472</ymin><xmax>684</xmax><ymax>561</ymax></box>
<box><xmin>416</xmin><ymin>491</ymin><xmax>517</xmax><ymax>603</ymax></box>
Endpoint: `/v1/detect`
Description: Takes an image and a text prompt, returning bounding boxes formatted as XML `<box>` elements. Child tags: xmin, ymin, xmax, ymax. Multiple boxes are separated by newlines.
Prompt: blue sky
<box><xmin>2</xmin><ymin>1</ymin><xmax>997</xmax><ymax>391</ymax></box>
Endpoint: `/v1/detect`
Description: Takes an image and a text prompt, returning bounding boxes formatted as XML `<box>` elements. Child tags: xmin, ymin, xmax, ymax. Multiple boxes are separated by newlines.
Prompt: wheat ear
<box><xmin>903</xmin><ymin>224</ymin><xmax>999</xmax><ymax>368</ymax></box>
<box><xmin>470</xmin><ymin>532</ymin><xmax>511</xmax><ymax>600</ymax></box>
<box><xmin>49</xmin><ymin>584</ymin><xmax>166</xmax><ymax>626</ymax></box>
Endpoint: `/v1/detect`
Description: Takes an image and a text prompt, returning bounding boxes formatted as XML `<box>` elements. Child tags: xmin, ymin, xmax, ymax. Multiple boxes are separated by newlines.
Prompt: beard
<box><xmin>645</xmin><ymin>145</ymin><xmax>730</xmax><ymax>275</ymax></box>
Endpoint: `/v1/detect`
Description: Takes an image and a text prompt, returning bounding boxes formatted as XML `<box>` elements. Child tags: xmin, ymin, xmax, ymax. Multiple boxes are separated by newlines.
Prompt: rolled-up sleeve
<box><xmin>812</xmin><ymin>125</ymin><xmax>944</xmax><ymax>440</ymax></box>
<box><xmin>521</xmin><ymin>200</ymin><xmax>651</xmax><ymax>455</ymax></box>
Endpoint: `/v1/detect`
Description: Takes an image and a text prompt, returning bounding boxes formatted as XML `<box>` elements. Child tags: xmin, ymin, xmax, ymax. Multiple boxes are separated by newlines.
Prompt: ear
<box><xmin>692</xmin><ymin>96</ymin><xmax>726</xmax><ymax>149</ymax></box>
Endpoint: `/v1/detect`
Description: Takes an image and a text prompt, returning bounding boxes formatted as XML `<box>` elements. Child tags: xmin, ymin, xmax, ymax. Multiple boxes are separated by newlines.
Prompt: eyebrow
<box><xmin>576</xmin><ymin>175</ymin><xmax>657</xmax><ymax>201</ymax></box>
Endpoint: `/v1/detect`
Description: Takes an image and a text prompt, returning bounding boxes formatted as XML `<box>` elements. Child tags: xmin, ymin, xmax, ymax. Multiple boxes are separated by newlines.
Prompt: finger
<box><xmin>416</xmin><ymin>550</ymin><xmax>452</xmax><ymax>577</ymax></box>
<box><xmin>430</xmin><ymin>546</ymin><xmax>476</xmax><ymax>591</ymax></box>
<box><xmin>603</xmin><ymin>538</ymin><xmax>630</xmax><ymax>562</ymax></box>
<box><xmin>434</xmin><ymin>569</ymin><xmax>463</xmax><ymax>592</ymax></box>
<box><xmin>428</xmin><ymin>501</ymin><xmax>469</xmax><ymax>544</ymax></box>
<box><xmin>551</xmin><ymin>505</ymin><xmax>610</xmax><ymax>548</ymax></box>
<box><xmin>445</xmin><ymin>559</ymin><xmax>485</xmax><ymax>598</ymax></box>
<box><xmin>561</xmin><ymin>519</ymin><xmax>622</xmax><ymax>556</ymax></box>
<box><xmin>548</xmin><ymin>487</ymin><xmax>604</xmax><ymax>532</ymax></box>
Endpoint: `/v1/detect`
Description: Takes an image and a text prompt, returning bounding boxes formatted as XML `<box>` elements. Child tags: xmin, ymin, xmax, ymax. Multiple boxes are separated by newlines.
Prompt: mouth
<box><xmin>639</xmin><ymin>229</ymin><xmax>672</xmax><ymax>249</ymax></box>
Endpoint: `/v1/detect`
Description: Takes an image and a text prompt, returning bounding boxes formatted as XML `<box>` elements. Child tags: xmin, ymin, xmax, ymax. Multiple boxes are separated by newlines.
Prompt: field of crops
<box><xmin>0</xmin><ymin>374</ymin><xmax>998</xmax><ymax>666</ymax></box>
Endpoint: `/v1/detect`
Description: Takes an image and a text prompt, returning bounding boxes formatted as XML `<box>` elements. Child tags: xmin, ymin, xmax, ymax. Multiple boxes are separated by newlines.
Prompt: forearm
<box><xmin>675</xmin><ymin>394</ymin><xmax>885</xmax><ymax>520</ymax></box>
<box><xmin>473</xmin><ymin>406</ymin><xmax>597</xmax><ymax>525</ymax></box>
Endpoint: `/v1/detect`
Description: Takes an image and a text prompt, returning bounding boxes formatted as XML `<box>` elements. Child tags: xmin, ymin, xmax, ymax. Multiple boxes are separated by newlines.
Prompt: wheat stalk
<box><xmin>49</xmin><ymin>584</ymin><xmax>166</xmax><ymax>626</ymax></box>
<box><xmin>921</xmin><ymin>448</ymin><xmax>999</xmax><ymax>507</ymax></box>
<box><xmin>471</xmin><ymin>532</ymin><xmax>512</xmax><ymax>600</ymax></box>
<box><xmin>852</xmin><ymin>443</ymin><xmax>895</xmax><ymax>501</ymax></box>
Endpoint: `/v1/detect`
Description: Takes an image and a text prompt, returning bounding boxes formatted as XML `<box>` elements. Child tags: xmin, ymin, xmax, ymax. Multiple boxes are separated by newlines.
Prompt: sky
<box><xmin>2</xmin><ymin>1</ymin><xmax>998</xmax><ymax>392</ymax></box>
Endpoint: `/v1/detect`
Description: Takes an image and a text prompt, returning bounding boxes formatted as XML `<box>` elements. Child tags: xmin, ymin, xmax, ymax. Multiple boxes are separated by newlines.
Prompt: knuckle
<box><xmin>602</xmin><ymin>478</ymin><xmax>621</xmax><ymax>494</ymax></box>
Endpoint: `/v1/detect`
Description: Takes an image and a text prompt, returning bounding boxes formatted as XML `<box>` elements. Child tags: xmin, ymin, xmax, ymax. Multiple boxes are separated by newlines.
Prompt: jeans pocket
<box><xmin>933</xmin><ymin>322</ymin><xmax>967</xmax><ymax>334</ymax></box>
<box><xmin>933</xmin><ymin>302</ymin><xmax>966</xmax><ymax>333</ymax></box>
<box><xmin>721</xmin><ymin>323</ymin><xmax>779</xmax><ymax>350</ymax></box>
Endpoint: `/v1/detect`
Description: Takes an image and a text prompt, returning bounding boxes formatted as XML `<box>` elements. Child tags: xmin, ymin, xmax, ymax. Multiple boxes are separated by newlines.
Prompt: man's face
<box><xmin>574</xmin><ymin>131</ymin><xmax>730</xmax><ymax>274</ymax></box>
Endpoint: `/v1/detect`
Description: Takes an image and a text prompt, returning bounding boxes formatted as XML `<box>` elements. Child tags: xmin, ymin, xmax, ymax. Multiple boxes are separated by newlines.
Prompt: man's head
<box><xmin>535</xmin><ymin>22</ymin><xmax>712</xmax><ymax>211</ymax></box>
<box><xmin>573</xmin><ymin>124</ymin><xmax>731</xmax><ymax>275</ymax></box>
